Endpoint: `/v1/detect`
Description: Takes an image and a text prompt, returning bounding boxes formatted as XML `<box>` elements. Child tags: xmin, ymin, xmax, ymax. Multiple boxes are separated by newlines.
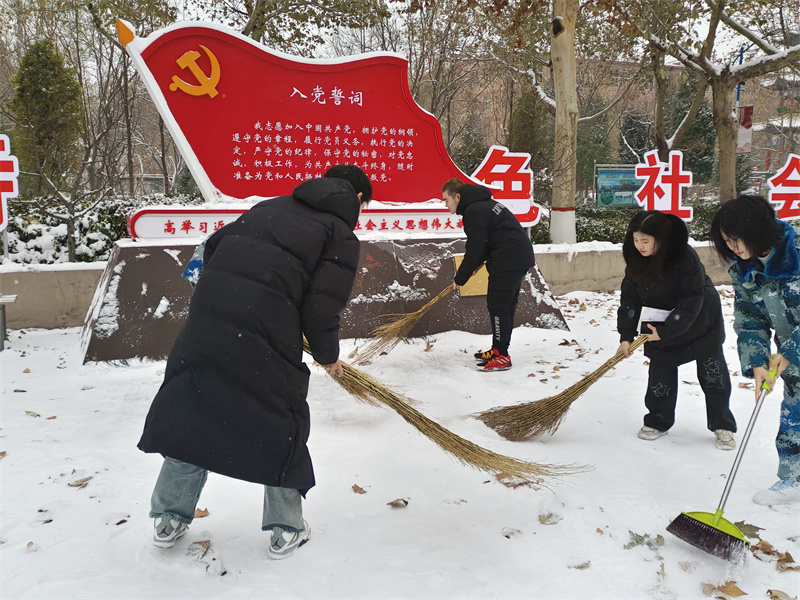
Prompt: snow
<box><xmin>2</xmin><ymin>288</ymin><xmax>800</xmax><ymax>599</ymax></box>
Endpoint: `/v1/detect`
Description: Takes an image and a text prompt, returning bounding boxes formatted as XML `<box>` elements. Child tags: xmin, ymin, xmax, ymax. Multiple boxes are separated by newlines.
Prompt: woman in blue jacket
<box><xmin>710</xmin><ymin>194</ymin><xmax>800</xmax><ymax>506</ymax></box>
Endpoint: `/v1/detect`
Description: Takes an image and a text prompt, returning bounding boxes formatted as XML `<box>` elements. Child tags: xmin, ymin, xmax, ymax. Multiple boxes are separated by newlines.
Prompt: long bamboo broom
<box><xmin>303</xmin><ymin>340</ymin><xmax>586</xmax><ymax>485</ymax></box>
<box><xmin>475</xmin><ymin>335</ymin><xmax>649</xmax><ymax>442</ymax></box>
<box><xmin>353</xmin><ymin>285</ymin><xmax>453</xmax><ymax>365</ymax></box>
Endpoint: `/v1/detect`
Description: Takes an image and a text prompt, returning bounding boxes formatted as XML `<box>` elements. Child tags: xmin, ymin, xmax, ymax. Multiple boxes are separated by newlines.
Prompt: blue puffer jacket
<box><xmin>731</xmin><ymin>220</ymin><xmax>800</xmax><ymax>378</ymax></box>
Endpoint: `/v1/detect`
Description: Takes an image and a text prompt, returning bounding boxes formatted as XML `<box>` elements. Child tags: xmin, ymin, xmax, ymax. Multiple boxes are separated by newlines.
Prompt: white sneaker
<box><xmin>267</xmin><ymin>520</ymin><xmax>311</xmax><ymax>560</ymax></box>
<box><xmin>637</xmin><ymin>426</ymin><xmax>667</xmax><ymax>441</ymax></box>
<box><xmin>714</xmin><ymin>429</ymin><xmax>736</xmax><ymax>451</ymax></box>
<box><xmin>153</xmin><ymin>516</ymin><xmax>188</xmax><ymax>548</ymax></box>
<box><xmin>753</xmin><ymin>480</ymin><xmax>800</xmax><ymax>506</ymax></box>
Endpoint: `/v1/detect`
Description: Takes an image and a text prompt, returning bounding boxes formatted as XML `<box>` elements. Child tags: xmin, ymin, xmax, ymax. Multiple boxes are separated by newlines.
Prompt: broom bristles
<box><xmin>666</xmin><ymin>513</ymin><xmax>749</xmax><ymax>562</ymax></box>
<box><xmin>304</xmin><ymin>339</ymin><xmax>587</xmax><ymax>485</ymax></box>
<box><xmin>475</xmin><ymin>336</ymin><xmax>649</xmax><ymax>441</ymax></box>
<box><xmin>353</xmin><ymin>286</ymin><xmax>452</xmax><ymax>364</ymax></box>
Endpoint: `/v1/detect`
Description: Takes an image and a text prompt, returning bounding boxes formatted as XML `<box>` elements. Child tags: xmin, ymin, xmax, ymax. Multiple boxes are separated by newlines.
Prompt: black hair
<box><xmin>709</xmin><ymin>194</ymin><xmax>783</xmax><ymax>264</ymax></box>
<box><xmin>621</xmin><ymin>210</ymin><xmax>675</xmax><ymax>283</ymax></box>
<box><xmin>441</xmin><ymin>178</ymin><xmax>465</xmax><ymax>196</ymax></box>
<box><xmin>323</xmin><ymin>164</ymin><xmax>373</xmax><ymax>203</ymax></box>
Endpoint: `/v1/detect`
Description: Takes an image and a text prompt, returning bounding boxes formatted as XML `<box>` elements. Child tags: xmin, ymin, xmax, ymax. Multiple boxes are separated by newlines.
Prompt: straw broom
<box><xmin>303</xmin><ymin>339</ymin><xmax>586</xmax><ymax>485</ymax></box>
<box><xmin>475</xmin><ymin>335</ymin><xmax>649</xmax><ymax>442</ymax></box>
<box><xmin>353</xmin><ymin>285</ymin><xmax>453</xmax><ymax>365</ymax></box>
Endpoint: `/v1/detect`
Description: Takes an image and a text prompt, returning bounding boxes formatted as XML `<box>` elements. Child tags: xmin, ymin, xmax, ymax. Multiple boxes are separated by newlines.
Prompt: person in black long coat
<box><xmin>138</xmin><ymin>165</ymin><xmax>372</xmax><ymax>558</ymax></box>
<box><xmin>441</xmin><ymin>179</ymin><xmax>535</xmax><ymax>371</ymax></box>
<box><xmin>616</xmin><ymin>210</ymin><xmax>736</xmax><ymax>449</ymax></box>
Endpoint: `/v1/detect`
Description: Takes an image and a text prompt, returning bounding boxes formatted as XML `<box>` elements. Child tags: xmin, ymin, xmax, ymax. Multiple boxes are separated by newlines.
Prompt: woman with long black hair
<box><xmin>617</xmin><ymin>210</ymin><xmax>736</xmax><ymax>449</ymax></box>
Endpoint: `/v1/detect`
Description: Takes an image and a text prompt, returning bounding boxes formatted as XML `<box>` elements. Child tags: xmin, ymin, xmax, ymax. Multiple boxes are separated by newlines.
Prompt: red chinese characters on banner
<box><xmin>0</xmin><ymin>134</ymin><xmax>19</xmax><ymax>233</ymax></box>
<box><xmin>768</xmin><ymin>154</ymin><xmax>800</xmax><ymax>220</ymax></box>
<box><xmin>634</xmin><ymin>150</ymin><xmax>693</xmax><ymax>221</ymax></box>
<box><xmin>471</xmin><ymin>145</ymin><xmax>540</xmax><ymax>224</ymax></box>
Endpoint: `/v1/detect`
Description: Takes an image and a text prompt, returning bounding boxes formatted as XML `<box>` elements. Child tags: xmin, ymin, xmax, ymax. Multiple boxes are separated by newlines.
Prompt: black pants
<box><xmin>643</xmin><ymin>345</ymin><xmax>736</xmax><ymax>432</ymax></box>
<box><xmin>486</xmin><ymin>270</ymin><xmax>527</xmax><ymax>356</ymax></box>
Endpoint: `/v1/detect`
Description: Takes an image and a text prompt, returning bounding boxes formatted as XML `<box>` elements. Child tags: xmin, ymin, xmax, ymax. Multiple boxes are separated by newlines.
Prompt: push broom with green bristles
<box><xmin>666</xmin><ymin>362</ymin><xmax>779</xmax><ymax>561</ymax></box>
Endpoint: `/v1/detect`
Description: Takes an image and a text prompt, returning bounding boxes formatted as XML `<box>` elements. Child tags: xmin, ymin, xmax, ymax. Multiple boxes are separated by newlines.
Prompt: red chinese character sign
<box><xmin>471</xmin><ymin>145</ymin><xmax>539</xmax><ymax>224</ymax></box>
<box><xmin>768</xmin><ymin>154</ymin><xmax>800</xmax><ymax>220</ymax></box>
<box><xmin>0</xmin><ymin>134</ymin><xmax>19</xmax><ymax>233</ymax></box>
<box><xmin>117</xmin><ymin>20</ymin><xmax>539</xmax><ymax>228</ymax></box>
<box><xmin>634</xmin><ymin>150</ymin><xmax>693</xmax><ymax>221</ymax></box>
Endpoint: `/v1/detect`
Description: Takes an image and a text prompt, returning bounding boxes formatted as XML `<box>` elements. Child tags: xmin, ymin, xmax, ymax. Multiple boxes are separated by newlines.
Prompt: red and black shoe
<box><xmin>474</xmin><ymin>348</ymin><xmax>495</xmax><ymax>364</ymax></box>
<box><xmin>479</xmin><ymin>349</ymin><xmax>512</xmax><ymax>371</ymax></box>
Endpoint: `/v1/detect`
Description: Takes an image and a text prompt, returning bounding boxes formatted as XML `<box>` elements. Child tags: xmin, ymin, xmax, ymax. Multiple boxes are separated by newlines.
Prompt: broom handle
<box><xmin>717</xmin><ymin>363</ymin><xmax>779</xmax><ymax>511</ymax></box>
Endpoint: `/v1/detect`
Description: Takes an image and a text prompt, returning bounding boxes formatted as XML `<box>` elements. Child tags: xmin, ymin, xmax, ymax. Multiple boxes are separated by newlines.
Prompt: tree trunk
<box><xmin>67</xmin><ymin>215</ymin><xmax>76</xmax><ymax>262</ymax></box>
<box><xmin>711</xmin><ymin>78</ymin><xmax>738</xmax><ymax>203</ymax></box>
<box><xmin>550</xmin><ymin>0</ymin><xmax>579</xmax><ymax>244</ymax></box>
<box><xmin>159</xmin><ymin>116</ymin><xmax>170</xmax><ymax>196</ymax></box>
<box><xmin>124</xmin><ymin>53</ymin><xmax>134</xmax><ymax>198</ymax></box>
<box><xmin>651</xmin><ymin>47</ymin><xmax>669</xmax><ymax>161</ymax></box>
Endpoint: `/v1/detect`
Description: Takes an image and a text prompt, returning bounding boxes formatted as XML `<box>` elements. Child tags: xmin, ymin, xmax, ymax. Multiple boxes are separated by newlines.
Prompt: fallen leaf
<box><xmin>717</xmin><ymin>581</ymin><xmax>747</xmax><ymax>597</ymax></box>
<box><xmin>14</xmin><ymin>389</ymin><xmax>26</xmax><ymax>393</ymax></box>
<box><xmin>596</xmin><ymin>528</ymin><xmax>604</xmax><ymax>535</ymax></box>
<box><xmin>767</xmin><ymin>589</ymin><xmax>797</xmax><ymax>600</ymax></box>
<box><xmin>727</xmin><ymin>521</ymin><xmax>760</xmax><ymax>541</ymax></box>
<box><xmin>352</xmin><ymin>484</ymin><xmax>366</xmax><ymax>494</ymax></box>
<box><xmin>776</xmin><ymin>551</ymin><xmax>800</xmax><ymax>571</ymax></box>
<box><xmin>46</xmin><ymin>416</ymin><xmax>56</xmax><ymax>420</ymax></box>
<box><xmin>188</xmin><ymin>540</ymin><xmax>212</xmax><ymax>560</ymax></box>
<box><xmin>751</xmin><ymin>539</ymin><xmax>779</xmax><ymax>562</ymax></box>
<box><xmin>623</xmin><ymin>531</ymin><xmax>664</xmax><ymax>550</ymax></box>
<box><xmin>25</xmin><ymin>411</ymin><xmax>40</xmax><ymax>418</ymax></box>
<box><xmin>23</xmin><ymin>368</ymin><xmax>30</xmax><ymax>373</ymax></box>
<box><xmin>387</xmin><ymin>498</ymin><xmax>408</xmax><ymax>508</ymax></box>
<box><xmin>0</xmin><ymin>452</ymin><xmax>6</xmax><ymax>459</ymax></box>
<box><xmin>116</xmin><ymin>519</ymin><xmax>128</xmax><ymax>526</ymax></box>
<box><xmin>194</xmin><ymin>508</ymin><xmax>209</xmax><ymax>518</ymax></box>
<box><xmin>700</xmin><ymin>582</ymin><xmax>727</xmax><ymax>599</ymax></box>
<box><xmin>569</xmin><ymin>561</ymin><xmax>591</xmax><ymax>570</ymax></box>
<box><xmin>495</xmin><ymin>473</ymin><xmax>535</xmax><ymax>489</ymax></box>
<box><xmin>424</xmin><ymin>341</ymin><xmax>434</xmax><ymax>352</ymax></box>
<box><xmin>68</xmin><ymin>476</ymin><xmax>93</xmax><ymax>487</ymax></box>
<box><xmin>538</xmin><ymin>513</ymin><xmax>562</xmax><ymax>525</ymax></box>
<box><xmin>578</xmin><ymin>304</ymin><xmax>587</xmax><ymax>311</ymax></box>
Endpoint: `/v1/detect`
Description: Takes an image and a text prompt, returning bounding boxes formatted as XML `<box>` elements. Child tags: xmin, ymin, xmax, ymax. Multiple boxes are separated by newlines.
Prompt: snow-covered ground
<box><xmin>2</xmin><ymin>288</ymin><xmax>799</xmax><ymax>599</ymax></box>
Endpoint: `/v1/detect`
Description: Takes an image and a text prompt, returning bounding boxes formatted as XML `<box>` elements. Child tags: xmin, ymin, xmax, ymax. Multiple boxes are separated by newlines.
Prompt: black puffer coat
<box><xmin>454</xmin><ymin>184</ymin><xmax>535</xmax><ymax>286</ymax></box>
<box><xmin>138</xmin><ymin>178</ymin><xmax>361</xmax><ymax>494</ymax></box>
<box><xmin>617</xmin><ymin>214</ymin><xmax>725</xmax><ymax>365</ymax></box>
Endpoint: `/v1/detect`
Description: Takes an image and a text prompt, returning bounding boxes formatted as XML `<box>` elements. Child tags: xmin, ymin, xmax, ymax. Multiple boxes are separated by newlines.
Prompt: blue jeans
<box><xmin>150</xmin><ymin>457</ymin><xmax>304</xmax><ymax>531</ymax></box>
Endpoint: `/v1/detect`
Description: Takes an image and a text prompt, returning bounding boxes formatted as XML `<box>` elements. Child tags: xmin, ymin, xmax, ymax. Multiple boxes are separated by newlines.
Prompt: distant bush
<box><xmin>530</xmin><ymin>195</ymin><xmax>721</xmax><ymax>245</ymax></box>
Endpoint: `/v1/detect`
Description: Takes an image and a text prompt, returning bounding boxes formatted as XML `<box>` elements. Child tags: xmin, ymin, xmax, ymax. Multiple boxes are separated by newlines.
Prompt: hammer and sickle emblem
<box><xmin>168</xmin><ymin>45</ymin><xmax>220</xmax><ymax>98</ymax></box>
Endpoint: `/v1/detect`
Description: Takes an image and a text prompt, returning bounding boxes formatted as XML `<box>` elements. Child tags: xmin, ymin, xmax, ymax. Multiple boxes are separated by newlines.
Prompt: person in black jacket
<box><xmin>616</xmin><ymin>210</ymin><xmax>736</xmax><ymax>449</ymax></box>
<box><xmin>441</xmin><ymin>179</ymin><xmax>535</xmax><ymax>371</ymax></box>
<box><xmin>138</xmin><ymin>165</ymin><xmax>372</xmax><ymax>558</ymax></box>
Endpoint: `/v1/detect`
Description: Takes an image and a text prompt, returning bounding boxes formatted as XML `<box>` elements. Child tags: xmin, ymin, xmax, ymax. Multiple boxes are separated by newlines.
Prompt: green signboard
<box><xmin>595</xmin><ymin>164</ymin><xmax>642</xmax><ymax>207</ymax></box>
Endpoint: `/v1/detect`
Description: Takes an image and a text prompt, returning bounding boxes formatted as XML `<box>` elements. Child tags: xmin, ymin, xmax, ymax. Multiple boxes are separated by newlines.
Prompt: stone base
<box><xmin>81</xmin><ymin>238</ymin><xmax>568</xmax><ymax>363</ymax></box>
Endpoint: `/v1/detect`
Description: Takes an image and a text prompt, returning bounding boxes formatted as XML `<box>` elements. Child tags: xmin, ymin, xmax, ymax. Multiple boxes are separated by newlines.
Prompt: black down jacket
<box><xmin>617</xmin><ymin>214</ymin><xmax>725</xmax><ymax>365</ymax></box>
<box><xmin>138</xmin><ymin>177</ymin><xmax>361</xmax><ymax>493</ymax></box>
<box><xmin>454</xmin><ymin>184</ymin><xmax>535</xmax><ymax>286</ymax></box>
